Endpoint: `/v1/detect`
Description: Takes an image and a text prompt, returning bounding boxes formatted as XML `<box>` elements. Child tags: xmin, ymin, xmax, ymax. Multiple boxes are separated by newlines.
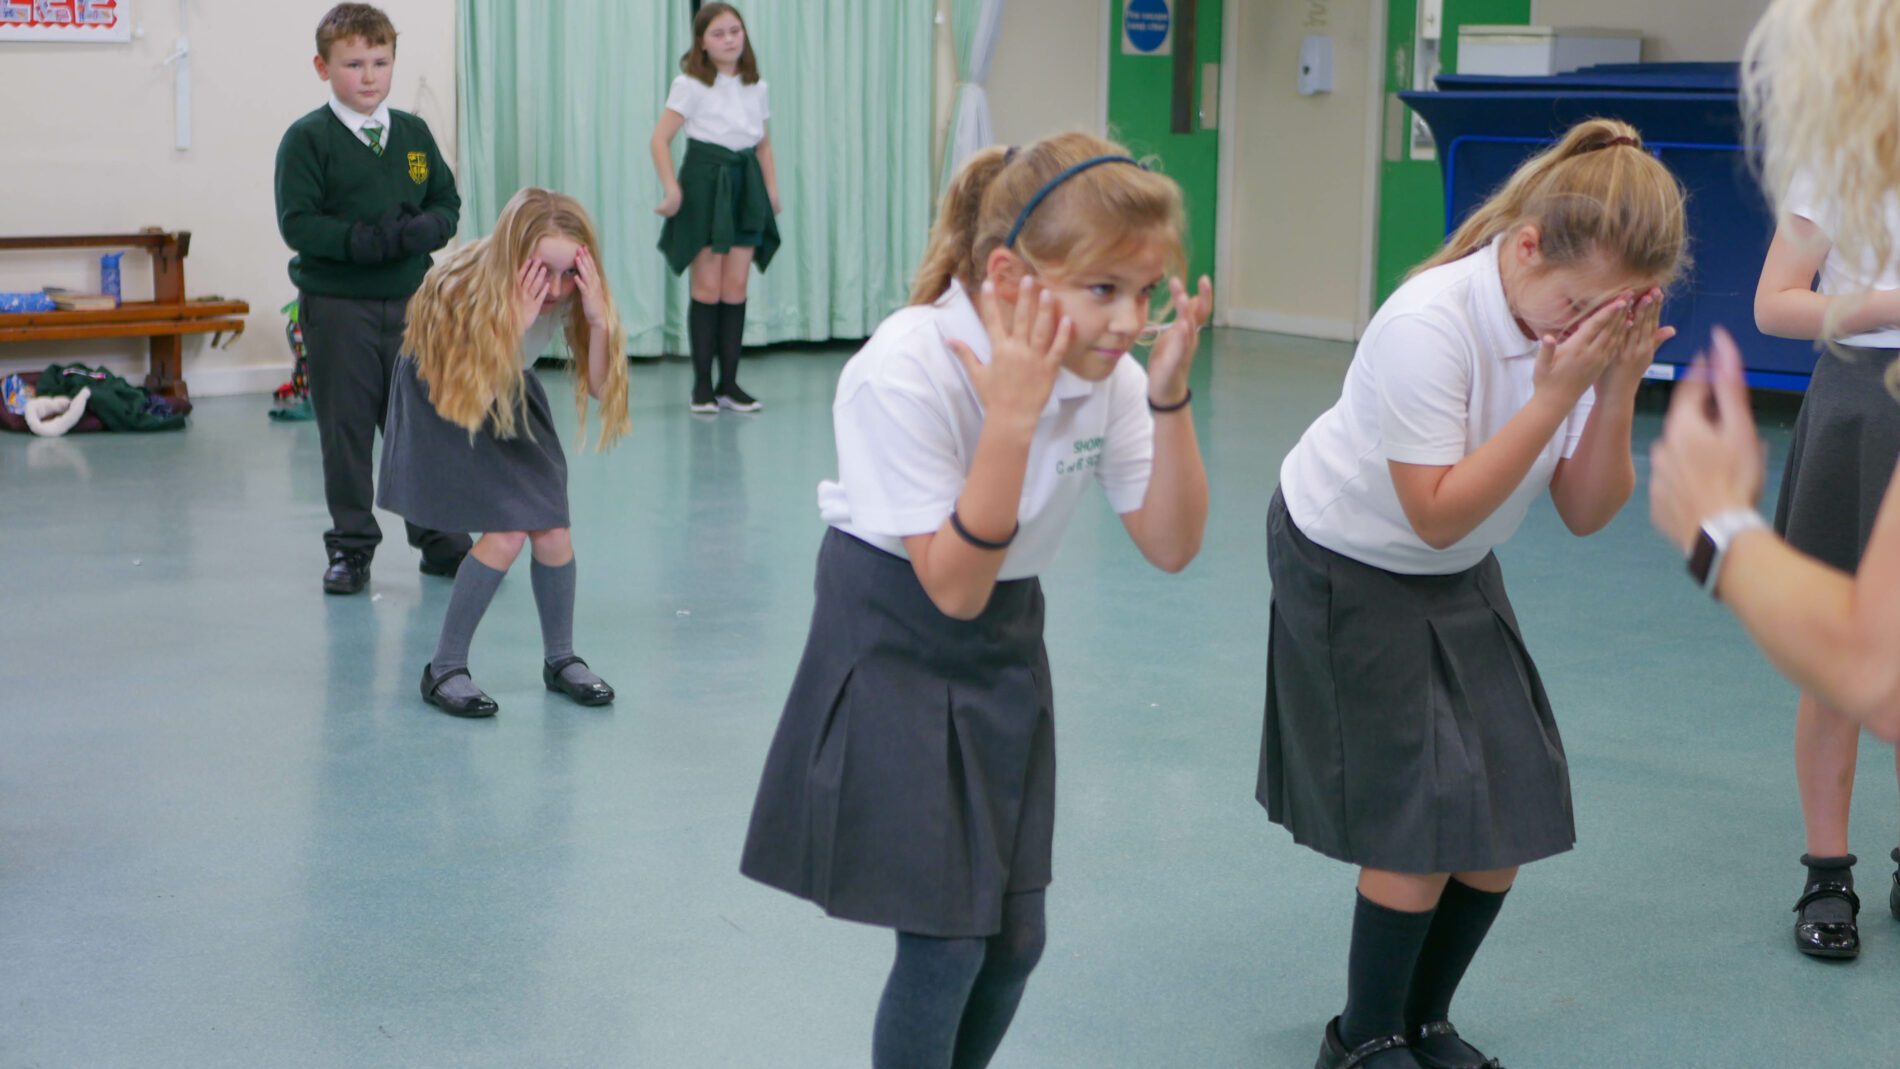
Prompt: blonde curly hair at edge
<box><xmin>404</xmin><ymin>187</ymin><xmax>631</xmax><ymax>451</ymax></box>
<box><xmin>1745</xmin><ymin>0</ymin><xmax>1900</xmax><ymax>394</ymax></box>
<box><xmin>914</xmin><ymin>131</ymin><xmax>1188</xmax><ymax>337</ymax></box>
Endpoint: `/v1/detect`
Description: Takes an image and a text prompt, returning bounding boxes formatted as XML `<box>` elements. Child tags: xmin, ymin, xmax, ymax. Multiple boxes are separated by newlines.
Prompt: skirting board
<box><xmin>182</xmin><ymin>363</ymin><xmax>293</xmax><ymax>398</ymax></box>
<box><xmin>1220</xmin><ymin>308</ymin><xmax>1359</xmax><ymax>343</ymax></box>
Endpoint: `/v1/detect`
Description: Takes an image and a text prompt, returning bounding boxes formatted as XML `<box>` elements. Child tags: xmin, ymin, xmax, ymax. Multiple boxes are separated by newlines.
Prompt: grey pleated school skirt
<box><xmin>1774</xmin><ymin>345</ymin><xmax>1900</xmax><ymax>572</ymax></box>
<box><xmin>741</xmin><ymin>528</ymin><xmax>1056</xmax><ymax>938</ymax></box>
<box><xmin>1257</xmin><ymin>489</ymin><xmax>1575</xmax><ymax>874</ymax></box>
<box><xmin>377</xmin><ymin>358</ymin><xmax>570</xmax><ymax>533</ymax></box>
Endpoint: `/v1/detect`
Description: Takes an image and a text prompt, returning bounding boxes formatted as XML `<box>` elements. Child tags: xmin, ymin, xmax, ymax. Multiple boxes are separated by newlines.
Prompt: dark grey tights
<box><xmin>871</xmin><ymin>890</ymin><xmax>1046</xmax><ymax>1069</ymax></box>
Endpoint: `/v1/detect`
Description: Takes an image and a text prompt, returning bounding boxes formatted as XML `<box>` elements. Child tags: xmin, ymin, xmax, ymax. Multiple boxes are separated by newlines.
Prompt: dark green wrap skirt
<box><xmin>657</xmin><ymin>139</ymin><xmax>781</xmax><ymax>276</ymax></box>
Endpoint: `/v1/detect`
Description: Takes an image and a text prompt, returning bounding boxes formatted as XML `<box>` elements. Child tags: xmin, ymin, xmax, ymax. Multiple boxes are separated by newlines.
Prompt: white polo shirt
<box><xmin>1280</xmin><ymin>236</ymin><xmax>1595</xmax><ymax>575</ymax></box>
<box><xmin>664</xmin><ymin>73</ymin><xmax>769</xmax><ymax>153</ymax></box>
<box><xmin>818</xmin><ymin>280</ymin><xmax>1157</xmax><ymax>580</ymax></box>
<box><xmin>1785</xmin><ymin>172</ymin><xmax>1900</xmax><ymax>348</ymax></box>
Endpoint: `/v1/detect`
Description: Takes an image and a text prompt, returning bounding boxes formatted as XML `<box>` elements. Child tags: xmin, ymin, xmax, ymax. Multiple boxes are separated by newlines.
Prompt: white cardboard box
<box><xmin>1457</xmin><ymin>26</ymin><xmax>1643</xmax><ymax>77</ymax></box>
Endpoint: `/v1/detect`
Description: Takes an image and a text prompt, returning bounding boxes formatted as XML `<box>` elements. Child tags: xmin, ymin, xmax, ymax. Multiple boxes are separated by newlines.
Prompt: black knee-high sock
<box><xmin>1406</xmin><ymin>879</ymin><xmax>1509</xmax><ymax>1061</ymax></box>
<box><xmin>1340</xmin><ymin>893</ymin><xmax>1436</xmax><ymax>1048</ymax></box>
<box><xmin>951</xmin><ymin>890</ymin><xmax>1046</xmax><ymax>1069</ymax></box>
<box><xmin>873</xmin><ymin>932</ymin><xmax>987</xmax><ymax>1069</ymax></box>
<box><xmin>688</xmin><ymin>299</ymin><xmax>719</xmax><ymax>395</ymax></box>
<box><xmin>716</xmin><ymin>300</ymin><xmax>746</xmax><ymax>392</ymax></box>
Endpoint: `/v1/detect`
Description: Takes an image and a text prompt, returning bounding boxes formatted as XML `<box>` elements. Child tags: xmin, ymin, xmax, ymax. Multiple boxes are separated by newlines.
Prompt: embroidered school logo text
<box><xmin>408</xmin><ymin>151</ymin><xmax>429</xmax><ymax>184</ymax></box>
<box><xmin>1056</xmin><ymin>436</ymin><xmax>1103</xmax><ymax>476</ymax></box>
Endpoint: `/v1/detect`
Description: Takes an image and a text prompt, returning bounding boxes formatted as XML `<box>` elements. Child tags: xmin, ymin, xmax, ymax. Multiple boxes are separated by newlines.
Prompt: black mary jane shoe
<box><xmin>1410</xmin><ymin>1021</ymin><xmax>1503</xmax><ymax>1069</ymax></box>
<box><xmin>543</xmin><ymin>655</ymin><xmax>614</xmax><ymax>707</ymax></box>
<box><xmin>1793</xmin><ymin>880</ymin><xmax>1861</xmax><ymax>960</ymax></box>
<box><xmin>1889</xmin><ymin>848</ymin><xmax>1900</xmax><ymax>921</ymax></box>
<box><xmin>1317</xmin><ymin>1016</ymin><xmax>1420</xmax><ymax>1069</ymax></box>
<box><xmin>420</xmin><ymin>663</ymin><xmax>499</xmax><ymax>718</ymax></box>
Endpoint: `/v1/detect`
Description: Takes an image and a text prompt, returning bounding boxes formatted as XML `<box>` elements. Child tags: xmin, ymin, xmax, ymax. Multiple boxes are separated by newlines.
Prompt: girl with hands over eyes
<box><xmin>741</xmin><ymin>133</ymin><xmax>1207</xmax><ymax>1069</ymax></box>
<box><xmin>1261</xmin><ymin>119</ymin><xmax>1687</xmax><ymax>1069</ymax></box>
<box><xmin>379</xmin><ymin>188</ymin><xmax>631</xmax><ymax>719</ymax></box>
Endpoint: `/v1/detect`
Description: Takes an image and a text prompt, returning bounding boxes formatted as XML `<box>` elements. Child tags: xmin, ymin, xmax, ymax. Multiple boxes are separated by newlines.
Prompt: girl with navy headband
<box><xmin>741</xmin><ymin>131</ymin><xmax>1212</xmax><ymax>1068</ymax></box>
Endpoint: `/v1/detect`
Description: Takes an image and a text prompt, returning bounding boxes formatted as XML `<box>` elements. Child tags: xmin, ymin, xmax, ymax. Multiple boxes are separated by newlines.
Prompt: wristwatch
<box><xmin>1686</xmin><ymin>507</ymin><xmax>1768</xmax><ymax>598</ymax></box>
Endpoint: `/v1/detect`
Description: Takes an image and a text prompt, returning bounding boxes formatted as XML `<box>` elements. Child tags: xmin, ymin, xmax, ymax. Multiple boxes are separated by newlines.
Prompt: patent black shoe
<box><xmin>1794</xmin><ymin>881</ymin><xmax>1861</xmax><ymax>959</ymax></box>
<box><xmin>322</xmin><ymin>550</ymin><xmax>371</xmax><ymax>595</ymax></box>
<box><xmin>1410</xmin><ymin>1021</ymin><xmax>1502</xmax><ymax>1069</ymax></box>
<box><xmin>1890</xmin><ymin>847</ymin><xmax>1900</xmax><ymax>921</ymax></box>
<box><xmin>543</xmin><ymin>655</ymin><xmax>614</xmax><ymax>706</ymax></box>
<box><xmin>1317</xmin><ymin>1017</ymin><xmax>1420</xmax><ymax>1069</ymax></box>
<box><xmin>420</xmin><ymin>663</ymin><xmax>498</xmax><ymax>718</ymax></box>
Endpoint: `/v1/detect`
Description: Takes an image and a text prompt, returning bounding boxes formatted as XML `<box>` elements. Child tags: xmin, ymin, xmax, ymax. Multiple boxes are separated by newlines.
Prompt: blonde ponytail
<box><xmin>1410</xmin><ymin>118</ymin><xmax>1687</xmax><ymax>285</ymax></box>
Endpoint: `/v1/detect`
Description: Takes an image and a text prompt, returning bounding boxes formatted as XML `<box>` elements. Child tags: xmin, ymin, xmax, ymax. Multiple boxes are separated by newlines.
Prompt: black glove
<box><xmin>378</xmin><ymin>203</ymin><xmax>418</xmax><ymax>252</ymax></box>
<box><xmin>346</xmin><ymin>220</ymin><xmax>388</xmax><ymax>264</ymax></box>
<box><xmin>397</xmin><ymin>210</ymin><xmax>451</xmax><ymax>257</ymax></box>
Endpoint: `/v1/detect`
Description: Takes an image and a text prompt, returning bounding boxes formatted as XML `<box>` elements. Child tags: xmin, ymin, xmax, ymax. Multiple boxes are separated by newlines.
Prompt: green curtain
<box><xmin>458</xmin><ymin>0</ymin><xmax>934</xmax><ymax>356</ymax></box>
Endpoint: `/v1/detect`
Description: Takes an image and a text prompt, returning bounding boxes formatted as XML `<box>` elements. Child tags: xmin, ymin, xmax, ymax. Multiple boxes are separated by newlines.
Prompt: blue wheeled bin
<box><xmin>1401</xmin><ymin>63</ymin><xmax>1816</xmax><ymax>391</ymax></box>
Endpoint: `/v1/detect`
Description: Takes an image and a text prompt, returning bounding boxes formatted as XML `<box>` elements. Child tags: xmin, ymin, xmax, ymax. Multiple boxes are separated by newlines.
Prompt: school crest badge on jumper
<box><xmin>407</xmin><ymin>151</ymin><xmax>428</xmax><ymax>184</ymax></box>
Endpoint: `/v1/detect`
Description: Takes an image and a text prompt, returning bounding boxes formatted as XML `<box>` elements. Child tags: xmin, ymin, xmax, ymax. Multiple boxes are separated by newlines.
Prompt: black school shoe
<box><xmin>1410</xmin><ymin>1021</ymin><xmax>1503</xmax><ymax>1069</ymax></box>
<box><xmin>543</xmin><ymin>655</ymin><xmax>614</xmax><ymax>706</ymax></box>
<box><xmin>322</xmin><ymin>550</ymin><xmax>371</xmax><ymax>595</ymax></box>
<box><xmin>1793</xmin><ymin>855</ymin><xmax>1861</xmax><ymax>960</ymax></box>
<box><xmin>715</xmin><ymin>384</ymin><xmax>761</xmax><ymax>412</ymax></box>
<box><xmin>1890</xmin><ymin>848</ymin><xmax>1900</xmax><ymax>921</ymax></box>
<box><xmin>1316</xmin><ymin>1016</ymin><xmax>1421</xmax><ymax>1069</ymax></box>
<box><xmin>420</xmin><ymin>663</ymin><xmax>499</xmax><ymax>718</ymax></box>
<box><xmin>418</xmin><ymin>546</ymin><xmax>468</xmax><ymax>578</ymax></box>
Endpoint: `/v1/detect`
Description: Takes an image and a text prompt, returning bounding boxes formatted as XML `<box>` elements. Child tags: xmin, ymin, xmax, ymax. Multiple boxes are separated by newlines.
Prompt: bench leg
<box><xmin>147</xmin><ymin>335</ymin><xmax>188</xmax><ymax>402</ymax></box>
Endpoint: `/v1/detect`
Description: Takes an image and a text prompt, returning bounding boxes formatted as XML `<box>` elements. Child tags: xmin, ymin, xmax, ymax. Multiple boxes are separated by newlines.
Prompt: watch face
<box><xmin>1688</xmin><ymin>529</ymin><xmax>1718</xmax><ymax>587</ymax></box>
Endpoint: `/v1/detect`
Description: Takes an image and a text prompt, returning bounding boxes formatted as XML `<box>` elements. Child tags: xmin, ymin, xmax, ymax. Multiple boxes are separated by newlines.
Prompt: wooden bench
<box><xmin>0</xmin><ymin>229</ymin><xmax>250</xmax><ymax>402</ymax></box>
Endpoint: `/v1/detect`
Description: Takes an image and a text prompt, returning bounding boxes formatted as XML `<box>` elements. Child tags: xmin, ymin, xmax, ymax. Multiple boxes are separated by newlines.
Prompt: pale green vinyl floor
<box><xmin>4</xmin><ymin>330</ymin><xmax>1896</xmax><ymax>1068</ymax></box>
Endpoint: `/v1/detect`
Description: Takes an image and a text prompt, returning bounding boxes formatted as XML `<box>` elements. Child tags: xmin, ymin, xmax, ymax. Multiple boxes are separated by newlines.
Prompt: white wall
<box><xmin>1531</xmin><ymin>0</ymin><xmax>1771</xmax><ymax>62</ymax></box>
<box><xmin>1222</xmin><ymin>0</ymin><xmax>1378</xmax><ymax>339</ymax></box>
<box><xmin>0</xmin><ymin>0</ymin><xmax>457</xmax><ymax>396</ymax></box>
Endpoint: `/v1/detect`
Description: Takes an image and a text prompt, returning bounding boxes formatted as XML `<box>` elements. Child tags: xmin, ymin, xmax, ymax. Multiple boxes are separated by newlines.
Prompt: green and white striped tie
<box><xmin>364</xmin><ymin>123</ymin><xmax>384</xmax><ymax>156</ymax></box>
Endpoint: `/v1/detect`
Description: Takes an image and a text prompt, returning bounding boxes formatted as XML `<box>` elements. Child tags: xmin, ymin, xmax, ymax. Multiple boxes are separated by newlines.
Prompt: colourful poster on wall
<box><xmin>0</xmin><ymin>0</ymin><xmax>131</xmax><ymax>42</ymax></box>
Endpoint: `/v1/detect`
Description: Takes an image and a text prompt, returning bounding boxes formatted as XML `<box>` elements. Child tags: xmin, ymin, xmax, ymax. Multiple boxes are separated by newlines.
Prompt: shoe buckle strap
<box><xmin>1340</xmin><ymin>1034</ymin><xmax>1409</xmax><ymax>1069</ymax></box>
<box><xmin>1793</xmin><ymin>883</ymin><xmax>1861</xmax><ymax>914</ymax></box>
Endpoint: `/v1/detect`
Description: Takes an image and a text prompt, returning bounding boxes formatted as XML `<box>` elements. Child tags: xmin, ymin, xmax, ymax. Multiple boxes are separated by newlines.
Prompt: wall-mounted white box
<box><xmin>1456</xmin><ymin>26</ymin><xmax>1643</xmax><ymax>77</ymax></box>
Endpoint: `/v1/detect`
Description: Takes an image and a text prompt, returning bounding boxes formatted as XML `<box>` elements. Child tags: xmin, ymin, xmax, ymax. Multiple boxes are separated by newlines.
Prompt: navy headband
<box><xmin>1003</xmin><ymin>154</ymin><xmax>1146</xmax><ymax>248</ymax></box>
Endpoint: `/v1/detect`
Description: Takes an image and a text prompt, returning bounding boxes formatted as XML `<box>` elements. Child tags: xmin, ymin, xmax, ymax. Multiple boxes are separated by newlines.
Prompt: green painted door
<box><xmin>1374</xmin><ymin>0</ymin><xmax>1529</xmax><ymax>304</ymax></box>
<box><xmin>1107</xmin><ymin>0</ymin><xmax>1223</xmax><ymax>290</ymax></box>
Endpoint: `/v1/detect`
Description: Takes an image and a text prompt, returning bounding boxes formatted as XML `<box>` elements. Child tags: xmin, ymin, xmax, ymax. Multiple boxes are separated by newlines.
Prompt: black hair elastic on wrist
<box><xmin>1148</xmin><ymin>388</ymin><xmax>1192</xmax><ymax>413</ymax></box>
<box><xmin>1004</xmin><ymin>155</ymin><xmax>1146</xmax><ymax>248</ymax></box>
<box><xmin>950</xmin><ymin>509</ymin><xmax>1017</xmax><ymax>551</ymax></box>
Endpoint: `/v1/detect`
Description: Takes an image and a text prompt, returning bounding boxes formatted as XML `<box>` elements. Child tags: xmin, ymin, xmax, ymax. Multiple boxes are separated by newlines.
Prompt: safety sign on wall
<box><xmin>1122</xmin><ymin>0</ymin><xmax>1172</xmax><ymax>57</ymax></box>
<box><xmin>0</xmin><ymin>0</ymin><xmax>131</xmax><ymax>42</ymax></box>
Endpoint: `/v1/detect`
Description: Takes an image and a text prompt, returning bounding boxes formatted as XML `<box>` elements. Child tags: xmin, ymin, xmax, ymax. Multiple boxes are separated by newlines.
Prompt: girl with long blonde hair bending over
<box><xmin>379</xmin><ymin>186</ymin><xmax>630</xmax><ymax>717</ymax></box>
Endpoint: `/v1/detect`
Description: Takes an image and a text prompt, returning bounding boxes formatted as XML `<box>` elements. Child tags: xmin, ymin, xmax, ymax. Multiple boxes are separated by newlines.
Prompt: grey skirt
<box><xmin>1774</xmin><ymin>345</ymin><xmax>1900</xmax><ymax>571</ymax></box>
<box><xmin>741</xmin><ymin>528</ymin><xmax>1055</xmax><ymax>938</ymax></box>
<box><xmin>1258</xmin><ymin>489</ymin><xmax>1574</xmax><ymax>874</ymax></box>
<box><xmin>377</xmin><ymin>358</ymin><xmax>570</xmax><ymax>533</ymax></box>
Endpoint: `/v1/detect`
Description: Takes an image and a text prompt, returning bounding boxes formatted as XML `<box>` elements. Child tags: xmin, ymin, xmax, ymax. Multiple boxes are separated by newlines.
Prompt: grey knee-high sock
<box><xmin>431</xmin><ymin>556</ymin><xmax>505</xmax><ymax>700</ymax></box>
<box><xmin>531</xmin><ymin>558</ymin><xmax>602</xmax><ymax>687</ymax></box>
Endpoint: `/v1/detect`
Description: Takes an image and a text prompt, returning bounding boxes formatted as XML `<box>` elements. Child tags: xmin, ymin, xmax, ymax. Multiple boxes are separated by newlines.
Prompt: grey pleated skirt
<box><xmin>377</xmin><ymin>358</ymin><xmax>570</xmax><ymax>533</ymax></box>
<box><xmin>1774</xmin><ymin>345</ymin><xmax>1900</xmax><ymax>571</ymax></box>
<box><xmin>1258</xmin><ymin>489</ymin><xmax>1575</xmax><ymax>874</ymax></box>
<box><xmin>741</xmin><ymin>528</ymin><xmax>1056</xmax><ymax>938</ymax></box>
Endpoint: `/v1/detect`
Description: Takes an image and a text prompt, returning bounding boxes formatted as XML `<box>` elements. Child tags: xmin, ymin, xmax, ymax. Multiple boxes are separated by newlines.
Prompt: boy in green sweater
<box><xmin>274</xmin><ymin>3</ymin><xmax>468</xmax><ymax>595</ymax></box>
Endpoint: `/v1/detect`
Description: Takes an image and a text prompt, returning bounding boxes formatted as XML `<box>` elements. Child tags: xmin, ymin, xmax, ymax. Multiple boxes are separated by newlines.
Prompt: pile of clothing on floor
<box><xmin>0</xmin><ymin>364</ymin><xmax>190</xmax><ymax>436</ymax></box>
